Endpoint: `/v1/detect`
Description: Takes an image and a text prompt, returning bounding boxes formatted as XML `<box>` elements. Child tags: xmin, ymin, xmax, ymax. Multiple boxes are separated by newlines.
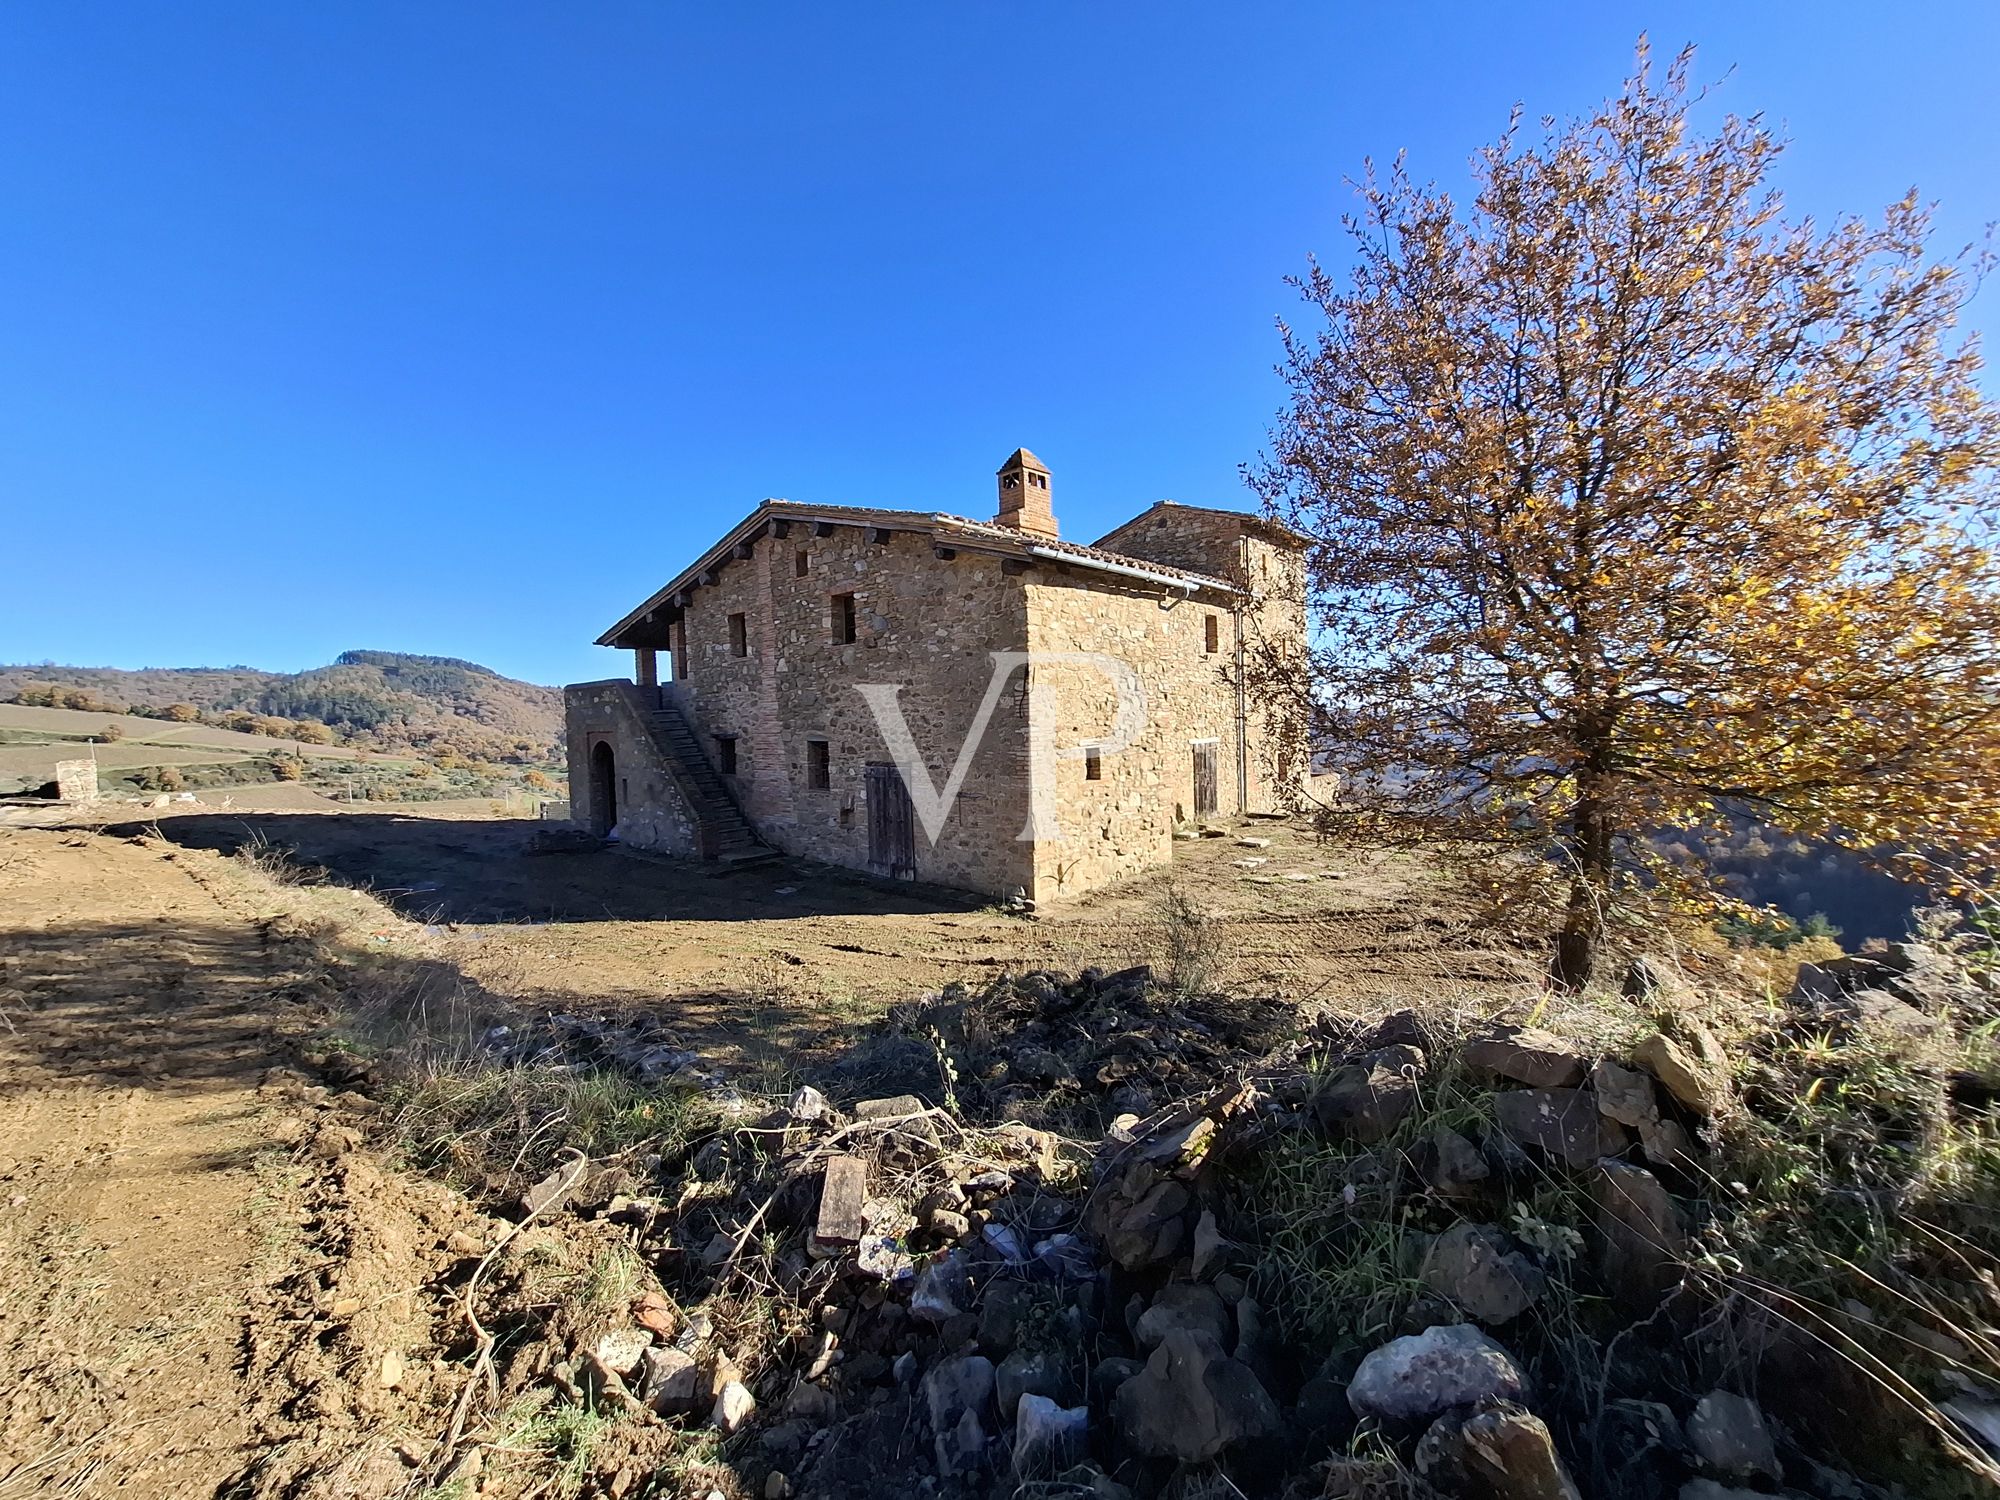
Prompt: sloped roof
<box><xmin>595</xmin><ymin>500</ymin><xmax>1242</xmax><ymax>647</ymax></box>
<box><xmin>995</xmin><ymin>448</ymin><xmax>1049</xmax><ymax>473</ymax></box>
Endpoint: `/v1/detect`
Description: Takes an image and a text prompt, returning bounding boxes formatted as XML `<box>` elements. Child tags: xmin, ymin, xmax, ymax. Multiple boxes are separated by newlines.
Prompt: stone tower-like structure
<box><xmin>994</xmin><ymin>448</ymin><xmax>1057</xmax><ymax>538</ymax></box>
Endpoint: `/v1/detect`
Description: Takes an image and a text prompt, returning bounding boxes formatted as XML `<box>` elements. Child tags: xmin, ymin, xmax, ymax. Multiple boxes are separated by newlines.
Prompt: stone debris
<box><xmin>712</xmin><ymin>1378</ymin><xmax>757</xmax><ymax>1432</ymax></box>
<box><xmin>813</xmin><ymin>1155</ymin><xmax>869</xmax><ymax>1249</ymax></box>
<box><xmin>1464</xmin><ymin>1026</ymin><xmax>1588</xmax><ymax>1089</ymax></box>
<box><xmin>1312</xmin><ymin>1044</ymin><xmax>1426</xmax><ymax>1142</ymax></box>
<box><xmin>1631</xmin><ymin>1022</ymin><xmax>1730</xmax><ymax>1115</ymax></box>
<box><xmin>1593</xmin><ymin>1160</ymin><xmax>1688</xmax><ymax>1308</ymax></box>
<box><xmin>1418</xmin><ymin>1402</ymin><xmax>1581</xmax><ymax>1500</ymax></box>
<box><xmin>1133</xmin><ymin>1282</ymin><xmax>1231</xmax><ymax>1349</ymax></box>
<box><xmin>1347</xmin><ymin>1324</ymin><xmax>1529</xmax><ymax>1425</ymax></box>
<box><xmin>1686</xmin><ymin>1390</ymin><xmax>1782</xmax><ymax>1483</ymax></box>
<box><xmin>1420</xmin><ymin>1222</ymin><xmax>1547</xmax><ymax>1324</ymax></box>
<box><xmin>640</xmin><ymin>1346</ymin><xmax>700</xmax><ymax>1415</ymax></box>
<box><xmin>924</xmin><ymin>1354</ymin><xmax>995</xmax><ymax>1474</ymax></box>
<box><xmin>1111</xmin><ymin>1328</ymin><xmax>1280</xmax><ymax>1462</ymax></box>
<box><xmin>1492</xmin><ymin>1087</ymin><xmax>1631</xmax><ymax>1167</ymax></box>
<box><xmin>342</xmin><ymin>947</ymin><xmax>1995</xmax><ymax>1500</ymax></box>
<box><xmin>1013</xmin><ymin>1393</ymin><xmax>1089</xmax><ymax>1477</ymax></box>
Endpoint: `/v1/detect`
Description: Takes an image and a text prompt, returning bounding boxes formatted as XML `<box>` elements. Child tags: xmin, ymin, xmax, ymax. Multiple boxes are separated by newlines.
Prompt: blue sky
<box><xmin>3</xmin><ymin>3</ymin><xmax>1995</xmax><ymax>688</ymax></box>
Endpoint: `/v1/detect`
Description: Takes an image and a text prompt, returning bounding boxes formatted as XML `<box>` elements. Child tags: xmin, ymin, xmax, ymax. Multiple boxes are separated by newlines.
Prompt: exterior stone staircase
<box><xmin>632</xmin><ymin>692</ymin><xmax>770</xmax><ymax>861</ymax></box>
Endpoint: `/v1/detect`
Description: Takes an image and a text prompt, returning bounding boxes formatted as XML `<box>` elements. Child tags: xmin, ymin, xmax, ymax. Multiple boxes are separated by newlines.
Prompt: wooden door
<box><xmin>1192</xmin><ymin>741</ymin><xmax>1218</xmax><ymax>820</ymax></box>
<box><xmin>865</xmin><ymin>762</ymin><xmax>916</xmax><ymax>877</ymax></box>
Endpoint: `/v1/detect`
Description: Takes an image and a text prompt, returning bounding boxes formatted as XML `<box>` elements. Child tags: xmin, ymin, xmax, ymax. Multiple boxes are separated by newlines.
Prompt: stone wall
<box><xmin>1020</xmin><ymin>570</ymin><xmax>1304</xmax><ymax>899</ymax></box>
<box><xmin>1093</xmin><ymin>503</ymin><xmax>1249</xmax><ymax>579</ymax></box>
<box><xmin>670</xmin><ymin>525</ymin><xmax>1039</xmax><ymax>899</ymax></box>
<box><xmin>571</xmin><ymin>503</ymin><xmax>1309</xmax><ymax>903</ymax></box>
<box><xmin>53</xmin><ymin>759</ymin><xmax>98</xmax><ymax>804</ymax></box>
<box><xmin>563</xmin><ymin>680</ymin><xmax>699</xmax><ymax>856</ymax></box>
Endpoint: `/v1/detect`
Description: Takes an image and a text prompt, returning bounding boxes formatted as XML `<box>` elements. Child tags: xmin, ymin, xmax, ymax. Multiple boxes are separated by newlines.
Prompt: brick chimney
<box><xmin>994</xmin><ymin>448</ymin><xmax>1057</xmax><ymax>538</ymax></box>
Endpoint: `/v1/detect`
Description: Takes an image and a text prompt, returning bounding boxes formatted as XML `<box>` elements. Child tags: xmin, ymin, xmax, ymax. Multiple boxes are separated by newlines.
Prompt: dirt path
<box><xmin>0</xmin><ymin>829</ymin><xmax>308</xmax><ymax>1496</ymax></box>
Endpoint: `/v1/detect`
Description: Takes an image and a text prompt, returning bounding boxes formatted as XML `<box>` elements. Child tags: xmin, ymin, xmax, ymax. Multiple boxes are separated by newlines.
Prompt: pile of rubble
<box><xmin>874</xmin><ymin>965</ymin><xmax>1297</xmax><ymax>1128</ymax></box>
<box><xmin>347</xmin><ymin>944</ymin><xmax>1998</xmax><ymax>1499</ymax></box>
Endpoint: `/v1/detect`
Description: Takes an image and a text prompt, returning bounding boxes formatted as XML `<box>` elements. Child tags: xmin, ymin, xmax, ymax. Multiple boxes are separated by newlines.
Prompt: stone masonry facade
<box><xmin>566</xmin><ymin>451</ymin><xmax>1309</xmax><ymax>903</ymax></box>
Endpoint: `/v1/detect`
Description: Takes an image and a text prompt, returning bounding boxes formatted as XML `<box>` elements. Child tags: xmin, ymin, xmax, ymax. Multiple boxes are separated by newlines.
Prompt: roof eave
<box><xmin>597</xmin><ymin>503</ymin><xmax>1242</xmax><ymax>647</ymax></box>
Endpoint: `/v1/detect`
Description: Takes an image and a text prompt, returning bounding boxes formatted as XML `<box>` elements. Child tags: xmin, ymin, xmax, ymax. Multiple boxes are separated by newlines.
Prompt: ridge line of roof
<box><xmin>593</xmin><ymin>500</ymin><xmax>1245</xmax><ymax>647</ymax></box>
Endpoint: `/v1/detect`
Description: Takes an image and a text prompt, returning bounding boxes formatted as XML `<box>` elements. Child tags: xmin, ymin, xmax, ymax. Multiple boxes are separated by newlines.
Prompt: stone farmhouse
<box><xmin>564</xmin><ymin>449</ymin><xmax>1308</xmax><ymax>903</ymax></box>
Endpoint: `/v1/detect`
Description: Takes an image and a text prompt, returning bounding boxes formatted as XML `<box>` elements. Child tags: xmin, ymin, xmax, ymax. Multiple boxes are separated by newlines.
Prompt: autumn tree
<box><xmin>1251</xmin><ymin>44</ymin><xmax>2000</xmax><ymax>987</ymax></box>
<box><xmin>162</xmin><ymin>702</ymin><xmax>199</xmax><ymax>723</ymax></box>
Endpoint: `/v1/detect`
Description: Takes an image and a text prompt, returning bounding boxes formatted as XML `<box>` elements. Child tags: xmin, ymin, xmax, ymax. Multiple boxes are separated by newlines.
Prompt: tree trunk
<box><xmin>1549</xmin><ymin>789</ymin><xmax>1612</xmax><ymax>991</ymax></box>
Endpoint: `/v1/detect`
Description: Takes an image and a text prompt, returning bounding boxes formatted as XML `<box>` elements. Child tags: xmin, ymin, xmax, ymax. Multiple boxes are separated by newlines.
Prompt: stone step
<box><xmin>630</xmin><ymin>700</ymin><xmax>768</xmax><ymax>857</ymax></box>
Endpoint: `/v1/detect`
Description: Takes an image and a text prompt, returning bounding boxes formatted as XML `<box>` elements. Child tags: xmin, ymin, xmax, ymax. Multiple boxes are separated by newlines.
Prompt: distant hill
<box><xmin>0</xmin><ymin>651</ymin><xmax>562</xmax><ymax>765</ymax></box>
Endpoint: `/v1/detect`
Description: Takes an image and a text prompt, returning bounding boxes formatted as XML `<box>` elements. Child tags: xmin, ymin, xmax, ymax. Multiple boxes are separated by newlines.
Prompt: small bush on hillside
<box><xmin>1717</xmin><ymin>909</ymin><xmax>1843</xmax><ymax>950</ymax></box>
<box><xmin>162</xmin><ymin>702</ymin><xmax>199</xmax><ymax>722</ymax></box>
<box><xmin>96</xmin><ymin>723</ymin><xmax>124</xmax><ymax>743</ymax></box>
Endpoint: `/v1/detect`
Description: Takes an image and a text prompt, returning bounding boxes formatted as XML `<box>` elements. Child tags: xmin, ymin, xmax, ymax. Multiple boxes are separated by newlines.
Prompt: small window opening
<box><xmin>716</xmin><ymin>735</ymin><xmax>738</xmax><ymax>776</ymax></box>
<box><xmin>831</xmin><ymin>592</ymin><xmax>857</xmax><ymax>645</ymax></box>
<box><xmin>1084</xmin><ymin>745</ymin><xmax>1102</xmax><ymax>781</ymax></box>
<box><xmin>1029</xmin><ymin>472</ymin><xmax>1046</xmax><ymax>489</ymax></box>
<box><xmin>806</xmin><ymin>739</ymin><xmax>830</xmax><ymax>790</ymax></box>
<box><xmin>728</xmin><ymin>612</ymin><xmax>748</xmax><ymax>657</ymax></box>
<box><xmin>1204</xmin><ymin>614</ymin><xmax>1220</xmax><ymax>654</ymax></box>
<box><xmin>795</xmin><ymin>548</ymin><xmax>809</xmax><ymax>578</ymax></box>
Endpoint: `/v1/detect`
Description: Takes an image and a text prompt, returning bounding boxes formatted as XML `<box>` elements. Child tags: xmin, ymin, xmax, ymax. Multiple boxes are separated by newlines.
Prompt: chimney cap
<box><xmin>995</xmin><ymin>447</ymin><xmax>1049</xmax><ymax>475</ymax></box>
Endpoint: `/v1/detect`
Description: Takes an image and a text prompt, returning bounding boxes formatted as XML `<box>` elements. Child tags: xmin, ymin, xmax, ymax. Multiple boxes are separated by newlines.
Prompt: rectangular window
<box><xmin>1084</xmin><ymin>745</ymin><xmax>1102</xmax><ymax>781</ymax></box>
<box><xmin>728</xmin><ymin>612</ymin><xmax>748</xmax><ymax>657</ymax></box>
<box><xmin>1204</xmin><ymin>614</ymin><xmax>1220</xmax><ymax>654</ymax></box>
<box><xmin>795</xmin><ymin>548</ymin><xmax>810</xmax><ymax>578</ymax></box>
<box><xmin>831</xmin><ymin>592</ymin><xmax>857</xmax><ymax>645</ymax></box>
<box><xmin>716</xmin><ymin>735</ymin><xmax>738</xmax><ymax>776</ymax></box>
<box><xmin>806</xmin><ymin>738</ymin><xmax>830</xmax><ymax>790</ymax></box>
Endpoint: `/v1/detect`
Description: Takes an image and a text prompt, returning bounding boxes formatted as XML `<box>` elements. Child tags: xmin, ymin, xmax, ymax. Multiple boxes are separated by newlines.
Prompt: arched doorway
<box><xmin>588</xmin><ymin>741</ymin><xmax>617</xmax><ymax>836</ymax></box>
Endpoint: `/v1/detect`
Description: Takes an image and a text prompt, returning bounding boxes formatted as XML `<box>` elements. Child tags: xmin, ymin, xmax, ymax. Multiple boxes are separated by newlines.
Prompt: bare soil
<box><xmin>0</xmin><ymin>808</ymin><xmax>1536</xmax><ymax>1497</ymax></box>
<box><xmin>106</xmin><ymin>807</ymin><xmax>1535</xmax><ymax>1075</ymax></box>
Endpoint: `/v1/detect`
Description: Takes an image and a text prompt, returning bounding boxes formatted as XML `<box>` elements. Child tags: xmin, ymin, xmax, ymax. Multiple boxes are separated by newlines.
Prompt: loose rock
<box><xmin>640</xmin><ymin>1346</ymin><xmax>701</xmax><ymax>1415</ymax></box>
<box><xmin>1313</xmin><ymin>1045</ymin><xmax>1426</xmax><ymax>1143</ymax></box>
<box><xmin>1420</xmin><ymin>1223</ymin><xmax>1546</xmax><ymax>1324</ymax></box>
<box><xmin>1347</xmin><ymin>1324</ymin><xmax>1529</xmax><ymax>1425</ymax></box>
<box><xmin>924</xmin><ymin>1353</ymin><xmax>996</xmax><ymax>1474</ymax></box>
<box><xmin>1593</xmin><ymin>1160</ymin><xmax>1688</xmax><ymax>1308</ymax></box>
<box><xmin>1632</xmin><ymin>1024</ymin><xmax>1729</xmax><ymax>1115</ymax></box>
<box><xmin>910</xmin><ymin>1248</ymin><xmax>972</xmax><ymax>1321</ymax></box>
<box><xmin>1111</xmin><ymin>1328</ymin><xmax>1280</xmax><ymax>1462</ymax></box>
<box><xmin>1418</xmin><ymin>1403</ymin><xmax>1581</xmax><ymax>1500</ymax></box>
<box><xmin>1686</xmin><ymin>1390</ymin><xmax>1781</xmax><ymax>1483</ymax></box>
<box><xmin>1464</xmin><ymin>1026</ymin><xmax>1587</xmax><ymax>1089</ymax></box>
<box><xmin>996</xmin><ymin>1348</ymin><xmax>1076</xmax><ymax>1420</ymax></box>
<box><xmin>1013</xmin><ymin>1394</ymin><xmax>1089</xmax><ymax>1477</ymax></box>
<box><xmin>712</xmin><ymin>1379</ymin><xmax>756</xmax><ymax>1433</ymax></box>
<box><xmin>1134</xmin><ymin>1282</ymin><xmax>1231</xmax><ymax>1350</ymax></box>
<box><xmin>1492</xmin><ymin>1088</ymin><xmax>1630</xmax><ymax>1167</ymax></box>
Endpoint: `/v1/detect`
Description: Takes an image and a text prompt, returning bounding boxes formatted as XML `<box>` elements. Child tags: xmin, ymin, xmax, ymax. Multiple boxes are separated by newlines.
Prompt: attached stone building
<box><xmin>565</xmin><ymin>450</ymin><xmax>1308</xmax><ymax>903</ymax></box>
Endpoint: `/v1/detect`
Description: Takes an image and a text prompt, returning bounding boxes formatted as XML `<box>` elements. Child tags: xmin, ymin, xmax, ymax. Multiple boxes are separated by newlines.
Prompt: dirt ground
<box><xmin>0</xmin><ymin>808</ymin><xmax>1537</xmax><ymax>1497</ymax></box>
<box><xmin>0</xmin><ymin>827</ymin><xmax>288</xmax><ymax>1494</ymax></box>
<box><xmin>92</xmin><ymin>806</ymin><xmax>1536</xmax><ymax>1075</ymax></box>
